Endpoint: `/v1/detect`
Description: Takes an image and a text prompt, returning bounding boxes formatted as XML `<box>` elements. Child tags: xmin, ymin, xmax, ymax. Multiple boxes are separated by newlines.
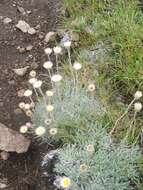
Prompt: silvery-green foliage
<box><xmin>54</xmin><ymin>126</ymin><xmax>140</xmax><ymax>190</ymax></box>
<box><xmin>32</xmin><ymin>80</ymin><xmax>102</xmax><ymax>142</ymax></box>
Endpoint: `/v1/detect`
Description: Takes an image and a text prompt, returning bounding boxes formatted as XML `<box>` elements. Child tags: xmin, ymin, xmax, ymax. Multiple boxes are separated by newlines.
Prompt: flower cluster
<box><xmin>17</xmin><ymin>40</ymin><xmax>142</xmax><ymax>190</ymax></box>
<box><xmin>18</xmin><ymin>42</ymin><xmax>99</xmax><ymax>142</ymax></box>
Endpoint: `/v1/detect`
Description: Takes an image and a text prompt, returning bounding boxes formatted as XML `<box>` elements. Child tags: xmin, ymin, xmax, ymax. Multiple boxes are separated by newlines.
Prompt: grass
<box><xmin>62</xmin><ymin>1</ymin><xmax>143</xmax><ymax>188</ymax></box>
<box><xmin>63</xmin><ymin>0</ymin><xmax>143</xmax><ymax>140</ymax></box>
<box><xmin>64</xmin><ymin>0</ymin><xmax>143</xmax><ymax>96</ymax></box>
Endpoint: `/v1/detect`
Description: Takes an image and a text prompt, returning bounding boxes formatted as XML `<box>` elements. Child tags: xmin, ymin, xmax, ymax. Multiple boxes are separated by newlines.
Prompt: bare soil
<box><xmin>0</xmin><ymin>0</ymin><xmax>61</xmax><ymax>189</ymax></box>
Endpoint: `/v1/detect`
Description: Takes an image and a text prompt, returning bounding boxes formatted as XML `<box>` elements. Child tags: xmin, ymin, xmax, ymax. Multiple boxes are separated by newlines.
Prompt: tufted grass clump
<box><xmin>53</xmin><ymin>125</ymin><xmax>140</xmax><ymax>190</ymax></box>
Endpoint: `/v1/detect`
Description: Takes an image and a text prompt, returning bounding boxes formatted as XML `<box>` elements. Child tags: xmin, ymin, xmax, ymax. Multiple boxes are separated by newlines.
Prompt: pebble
<box><xmin>26</xmin><ymin>45</ymin><xmax>33</xmax><ymax>51</ymax></box>
<box><xmin>17</xmin><ymin>6</ymin><xmax>26</xmax><ymax>15</ymax></box>
<box><xmin>28</xmin><ymin>27</ymin><xmax>36</xmax><ymax>35</ymax></box>
<box><xmin>3</xmin><ymin>17</ymin><xmax>12</xmax><ymax>24</ymax></box>
<box><xmin>13</xmin><ymin>66</ymin><xmax>29</xmax><ymax>76</ymax></box>
<box><xmin>16</xmin><ymin>20</ymin><xmax>30</xmax><ymax>33</ymax></box>
<box><xmin>17</xmin><ymin>47</ymin><xmax>26</xmax><ymax>53</ymax></box>
<box><xmin>16</xmin><ymin>20</ymin><xmax>36</xmax><ymax>35</ymax></box>
<box><xmin>0</xmin><ymin>151</ymin><xmax>10</xmax><ymax>160</ymax></box>
<box><xmin>0</xmin><ymin>183</ymin><xmax>7</xmax><ymax>189</ymax></box>
<box><xmin>44</xmin><ymin>31</ymin><xmax>57</xmax><ymax>43</ymax></box>
<box><xmin>17</xmin><ymin>89</ymin><xmax>25</xmax><ymax>97</ymax></box>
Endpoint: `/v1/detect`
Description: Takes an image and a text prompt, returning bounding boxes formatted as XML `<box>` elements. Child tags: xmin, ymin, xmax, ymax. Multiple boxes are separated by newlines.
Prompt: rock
<box><xmin>0</xmin><ymin>182</ymin><xmax>7</xmax><ymax>189</ymax></box>
<box><xmin>17</xmin><ymin>6</ymin><xmax>26</xmax><ymax>15</ymax></box>
<box><xmin>0</xmin><ymin>123</ymin><xmax>31</xmax><ymax>153</ymax></box>
<box><xmin>13</xmin><ymin>66</ymin><xmax>29</xmax><ymax>76</ymax></box>
<box><xmin>16</xmin><ymin>20</ymin><xmax>30</xmax><ymax>33</ymax></box>
<box><xmin>39</xmin><ymin>33</ymin><xmax>44</xmax><ymax>39</ymax></box>
<box><xmin>28</xmin><ymin>27</ymin><xmax>36</xmax><ymax>35</ymax></box>
<box><xmin>3</xmin><ymin>17</ymin><xmax>12</xmax><ymax>24</ymax></box>
<box><xmin>0</xmin><ymin>151</ymin><xmax>9</xmax><ymax>160</ymax></box>
<box><xmin>17</xmin><ymin>89</ymin><xmax>25</xmax><ymax>97</ymax></box>
<box><xmin>26</xmin><ymin>45</ymin><xmax>33</xmax><ymax>51</ymax></box>
<box><xmin>17</xmin><ymin>46</ymin><xmax>26</xmax><ymax>53</ymax></box>
<box><xmin>44</xmin><ymin>31</ymin><xmax>57</xmax><ymax>43</ymax></box>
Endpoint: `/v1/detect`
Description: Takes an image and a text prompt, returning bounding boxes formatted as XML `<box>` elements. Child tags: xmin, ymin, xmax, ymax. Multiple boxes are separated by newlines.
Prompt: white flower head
<box><xmin>29</xmin><ymin>78</ymin><xmax>37</xmax><ymax>84</ymax></box>
<box><xmin>29</xmin><ymin>70</ymin><xmax>36</xmax><ymax>78</ymax></box>
<box><xmin>35</xmin><ymin>126</ymin><xmax>46</xmax><ymax>136</ymax></box>
<box><xmin>33</xmin><ymin>80</ymin><xmax>43</xmax><ymax>88</ymax></box>
<box><xmin>80</xmin><ymin>164</ymin><xmax>88</xmax><ymax>173</ymax></box>
<box><xmin>25</xmin><ymin>110</ymin><xmax>33</xmax><ymax>117</ymax></box>
<box><xmin>49</xmin><ymin>128</ymin><xmax>58</xmax><ymax>135</ymax></box>
<box><xmin>20</xmin><ymin>125</ymin><xmax>28</xmax><ymax>134</ymax></box>
<box><xmin>88</xmin><ymin>84</ymin><xmax>96</xmax><ymax>92</ymax></box>
<box><xmin>134</xmin><ymin>102</ymin><xmax>142</xmax><ymax>112</ymax></box>
<box><xmin>44</xmin><ymin>119</ymin><xmax>52</xmax><ymax>125</ymax></box>
<box><xmin>134</xmin><ymin>91</ymin><xmax>142</xmax><ymax>100</ymax></box>
<box><xmin>46</xmin><ymin>105</ymin><xmax>54</xmax><ymax>112</ymax></box>
<box><xmin>63</xmin><ymin>41</ymin><xmax>72</xmax><ymax>49</ymax></box>
<box><xmin>51</xmin><ymin>74</ymin><xmax>63</xmax><ymax>82</ymax></box>
<box><xmin>24</xmin><ymin>103</ymin><xmax>31</xmax><ymax>110</ymax></box>
<box><xmin>44</xmin><ymin>48</ymin><xmax>52</xmax><ymax>55</ymax></box>
<box><xmin>18</xmin><ymin>102</ymin><xmax>25</xmax><ymax>109</ymax></box>
<box><xmin>60</xmin><ymin>177</ymin><xmax>71</xmax><ymax>189</ymax></box>
<box><xmin>86</xmin><ymin>144</ymin><xmax>94</xmax><ymax>152</ymax></box>
<box><xmin>73</xmin><ymin>62</ymin><xmax>82</xmax><ymax>71</ymax></box>
<box><xmin>24</xmin><ymin>89</ymin><xmax>33</xmax><ymax>97</ymax></box>
<box><xmin>46</xmin><ymin>90</ymin><xmax>54</xmax><ymax>97</ymax></box>
<box><xmin>43</xmin><ymin>61</ymin><xmax>53</xmax><ymax>69</ymax></box>
<box><xmin>53</xmin><ymin>46</ymin><xmax>62</xmax><ymax>54</ymax></box>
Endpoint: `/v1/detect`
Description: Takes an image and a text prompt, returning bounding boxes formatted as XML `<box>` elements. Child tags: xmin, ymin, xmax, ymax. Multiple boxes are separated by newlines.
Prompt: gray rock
<box><xmin>28</xmin><ymin>27</ymin><xmax>36</xmax><ymax>35</ymax></box>
<box><xmin>3</xmin><ymin>17</ymin><xmax>12</xmax><ymax>24</ymax></box>
<box><xmin>0</xmin><ymin>151</ymin><xmax>10</xmax><ymax>160</ymax></box>
<box><xmin>16</xmin><ymin>20</ymin><xmax>30</xmax><ymax>33</ymax></box>
<box><xmin>44</xmin><ymin>31</ymin><xmax>57</xmax><ymax>43</ymax></box>
<box><xmin>13</xmin><ymin>66</ymin><xmax>29</xmax><ymax>76</ymax></box>
<box><xmin>0</xmin><ymin>123</ymin><xmax>31</xmax><ymax>153</ymax></box>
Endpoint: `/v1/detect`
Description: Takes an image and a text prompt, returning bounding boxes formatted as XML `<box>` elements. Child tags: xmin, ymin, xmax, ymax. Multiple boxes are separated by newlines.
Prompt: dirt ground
<box><xmin>0</xmin><ymin>0</ymin><xmax>61</xmax><ymax>189</ymax></box>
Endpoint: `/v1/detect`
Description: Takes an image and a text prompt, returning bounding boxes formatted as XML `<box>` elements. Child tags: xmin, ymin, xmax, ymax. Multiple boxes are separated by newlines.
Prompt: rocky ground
<box><xmin>0</xmin><ymin>0</ymin><xmax>61</xmax><ymax>189</ymax></box>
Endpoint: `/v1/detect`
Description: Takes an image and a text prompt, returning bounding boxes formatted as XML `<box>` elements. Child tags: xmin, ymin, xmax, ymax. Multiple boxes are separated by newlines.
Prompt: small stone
<box><xmin>26</xmin><ymin>45</ymin><xmax>33</xmax><ymax>51</ymax></box>
<box><xmin>44</xmin><ymin>31</ymin><xmax>57</xmax><ymax>43</ymax></box>
<box><xmin>39</xmin><ymin>33</ymin><xmax>44</xmax><ymax>39</ymax></box>
<box><xmin>16</xmin><ymin>20</ymin><xmax>30</xmax><ymax>33</ymax></box>
<box><xmin>18</xmin><ymin>47</ymin><xmax>26</xmax><ymax>53</ymax></box>
<box><xmin>0</xmin><ymin>151</ymin><xmax>9</xmax><ymax>160</ymax></box>
<box><xmin>17</xmin><ymin>89</ymin><xmax>25</xmax><ymax>97</ymax></box>
<box><xmin>13</xmin><ymin>66</ymin><xmax>29</xmax><ymax>76</ymax></box>
<box><xmin>0</xmin><ymin>183</ymin><xmax>7</xmax><ymax>189</ymax></box>
<box><xmin>27</xmin><ymin>10</ymin><xmax>32</xmax><ymax>14</ymax></box>
<box><xmin>17</xmin><ymin>6</ymin><xmax>25</xmax><ymax>14</ymax></box>
<box><xmin>0</xmin><ymin>123</ymin><xmax>31</xmax><ymax>153</ymax></box>
<box><xmin>3</xmin><ymin>17</ymin><xmax>12</xmax><ymax>24</ymax></box>
<box><xmin>35</xmin><ymin>24</ymin><xmax>40</xmax><ymax>30</ymax></box>
<box><xmin>28</xmin><ymin>27</ymin><xmax>36</xmax><ymax>35</ymax></box>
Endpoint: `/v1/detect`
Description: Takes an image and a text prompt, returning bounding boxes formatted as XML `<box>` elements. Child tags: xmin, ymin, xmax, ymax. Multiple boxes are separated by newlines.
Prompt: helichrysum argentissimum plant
<box><xmin>32</xmin><ymin>80</ymin><xmax>102</xmax><ymax>142</ymax></box>
<box><xmin>48</xmin><ymin>124</ymin><xmax>140</xmax><ymax>190</ymax></box>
